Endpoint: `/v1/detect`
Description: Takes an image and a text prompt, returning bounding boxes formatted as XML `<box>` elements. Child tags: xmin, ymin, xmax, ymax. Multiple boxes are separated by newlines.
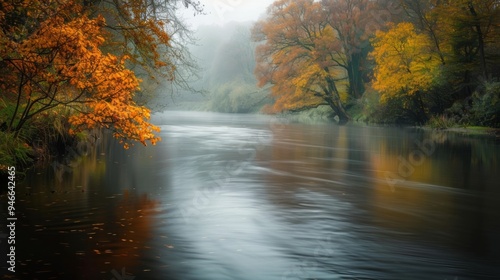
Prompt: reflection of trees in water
<box><xmin>364</xmin><ymin>128</ymin><xmax>500</xmax><ymax>259</ymax></box>
<box><xmin>255</xmin><ymin>124</ymin><xmax>372</xmax><ymax>208</ymax></box>
<box><xmin>77</xmin><ymin>190</ymin><xmax>159</xmax><ymax>279</ymax></box>
<box><xmin>255</xmin><ymin>124</ymin><xmax>500</xmax><ymax>261</ymax></box>
<box><xmin>15</xmin><ymin>186</ymin><xmax>159</xmax><ymax>279</ymax></box>
<box><xmin>13</xmin><ymin>133</ymin><xmax>161</xmax><ymax>279</ymax></box>
<box><xmin>365</xmin><ymin>128</ymin><xmax>499</xmax><ymax>191</ymax></box>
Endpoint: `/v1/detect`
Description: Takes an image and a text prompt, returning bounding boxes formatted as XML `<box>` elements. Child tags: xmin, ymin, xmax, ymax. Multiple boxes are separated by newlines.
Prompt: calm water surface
<box><xmin>1</xmin><ymin>111</ymin><xmax>500</xmax><ymax>280</ymax></box>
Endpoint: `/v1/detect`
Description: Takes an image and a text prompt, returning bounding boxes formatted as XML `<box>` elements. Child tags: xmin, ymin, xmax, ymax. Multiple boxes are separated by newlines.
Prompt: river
<box><xmin>1</xmin><ymin>111</ymin><xmax>500</xmax><ymax>280</ymax></box>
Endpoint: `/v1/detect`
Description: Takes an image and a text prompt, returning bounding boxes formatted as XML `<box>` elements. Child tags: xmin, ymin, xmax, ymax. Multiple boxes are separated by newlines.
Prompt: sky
<box><xmin>180</xmin><ymin>0</ymin><xmax>275</xmax><ymax>29</ymax></box>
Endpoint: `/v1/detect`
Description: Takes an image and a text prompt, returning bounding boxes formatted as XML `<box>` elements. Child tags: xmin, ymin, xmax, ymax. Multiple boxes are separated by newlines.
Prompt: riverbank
<box><xmin>275</xmin><ymin>105</ymin><xmax>500</xmax><ymax>138</ymax></box>
<box><xmin>425</xmin><ymin>126</ymin><xmax>500</xmax><ymax>137</ymax></box>
<box><xmin>3</xmin><ymin>106</ymin><xmax>497</xmax><ymax>177</ymax></box>
<box><xmin>0</xmin><ymin>127</ymin><xmax>103</xmax><ymax>178</ymax></box>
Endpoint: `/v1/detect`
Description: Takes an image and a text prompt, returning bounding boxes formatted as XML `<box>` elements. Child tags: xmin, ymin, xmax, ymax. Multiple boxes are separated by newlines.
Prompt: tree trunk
<box><xmin>347</xmin><ymin>53</ymin><xmax>365</xmax><ymax>99</ymax></box>
<box><xmin>323</xmin><ymin>71</ymin><xmax>351</xmax><ymax>125</ymax></box>
<box><xmin>336</xmin><ymin>109</ymin><xmax>350</xmax><ymax>125</ymax></box>
<box><xmin>325</xmin><ymin>96</ymin><xmax>350</xmax><ymax>125</ymax></box>
<box><xmin>468</xmin><ymin>1</ymin><xmax>488</xmax><ymax>78</ymax></box>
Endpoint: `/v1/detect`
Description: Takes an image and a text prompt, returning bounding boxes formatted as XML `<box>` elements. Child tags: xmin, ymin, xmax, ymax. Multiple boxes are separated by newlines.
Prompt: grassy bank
<box><xmin>273</xmin><ymin>102</ymin><xmax>500</xmax><ymax>138</ymax></box>
<box><xmin>0</xmin><ymin>108</ymin><xmax>95</xmax><ymax>175</ymax></box>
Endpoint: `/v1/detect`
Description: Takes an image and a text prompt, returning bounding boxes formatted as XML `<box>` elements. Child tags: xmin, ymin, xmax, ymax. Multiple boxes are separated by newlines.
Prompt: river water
<box><xmin>1</xmin><ymin>111</ymin><xmax>500</xmax><ymax>280</ymax></box>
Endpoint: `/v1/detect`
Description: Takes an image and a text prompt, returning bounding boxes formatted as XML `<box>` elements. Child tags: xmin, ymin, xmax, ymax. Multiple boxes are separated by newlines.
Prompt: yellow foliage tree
<box><xmin>370</xmin><ymin>22</ymin><xmax>442</xmax><ymax>102</ymax></box>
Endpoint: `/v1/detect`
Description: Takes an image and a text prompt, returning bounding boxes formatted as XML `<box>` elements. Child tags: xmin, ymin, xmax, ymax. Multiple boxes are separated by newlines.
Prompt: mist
<box><xmin>157</xmin><ymin>21</ymin><xmax>270</xmax><ymax>113</ymax></box>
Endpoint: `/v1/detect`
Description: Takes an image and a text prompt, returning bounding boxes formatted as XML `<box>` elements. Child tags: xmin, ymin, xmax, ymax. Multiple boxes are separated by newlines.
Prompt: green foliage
<box><xmin>427</xmin><ymin>115</ymin><xmax>459</xmax><ymax>129</ymax></box>
<box><xmin>359</xmin><ymin>87</ymin><xmax>434</xmax><ymax>125</ymax></box>
<box><xmin>355</xmin><ymin>89</ymin><xmax>381</xmax><ymax>123</ymax></box>
<box><xmin>441</xmin><ymin>81</ymin><xmax>500</xmax><ymax>128</ymax></box>
<box><xmin>0</xmin><ymin>104</ymin><xmax>81</xmax><ymax>165</ymax></box>
<box><xmin>470</xmin><ymin>81</ymin><xmax>500</xmax><ymax>127</ymax></box>
<box><xmin>289</xmin><ymin>105</ymin><xmax>336</xmax><ymax>123</ymax></box>
<box><xmin>0</xmin><ymin>100</ymin><xmax>15</xmax><ymax>126</ymax></box>
<box><xmin>208</xmin><ymin>80</ymin><xmax>269</xmax><ymax>113</ymax></box>
<box><xmin>364</xmin><ymin>1</ymin><xmax>500</xmax><ymax>126</ymax></box>
<box><xmin>369</xmin><ymin>95</ymin><xmax>415</xmax><ymax>124</ymax></box>
<box><xmin>0</xmin><ymin>132</ymin><xmax>33</xmax><ymax>167</ymax></box>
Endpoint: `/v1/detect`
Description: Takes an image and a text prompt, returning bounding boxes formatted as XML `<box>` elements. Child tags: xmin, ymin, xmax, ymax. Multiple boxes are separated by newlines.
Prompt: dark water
<box><xmin>2</xmin><ymin>111</ymin><xmax>500</xmax><ymax>280</ymax></box>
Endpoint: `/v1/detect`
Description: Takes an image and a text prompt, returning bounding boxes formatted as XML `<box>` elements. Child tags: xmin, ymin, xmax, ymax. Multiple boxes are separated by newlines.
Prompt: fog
<box><xmin>161</xmin><ymin>20</ymin><xmax>270</xmax><ymax>112</ymax></box>
<box><xmin>179</xmin><ymin>0</ymin><xmax>275</xmax><ymax>28</ymax></box>
<box><xmin>142</xmin><ymin>1</ymin><xmax>276</xmax><ymax>113</ymax></box>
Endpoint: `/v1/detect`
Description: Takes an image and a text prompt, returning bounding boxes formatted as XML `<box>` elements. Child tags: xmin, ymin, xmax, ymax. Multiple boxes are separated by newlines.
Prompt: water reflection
<box><xmin>258</xmin><ymin>122</ymin><xmax>500</xmax><ymax>279</ymax></box>
<box><xmin>1</xmin><ymin>111</ymin><xmax>499</xmax><ymax>280</ymax></box>
<box><xmin>1</xmin><ymin>135</ymin><xmax>161</xmax><ymax>280</ymax></box>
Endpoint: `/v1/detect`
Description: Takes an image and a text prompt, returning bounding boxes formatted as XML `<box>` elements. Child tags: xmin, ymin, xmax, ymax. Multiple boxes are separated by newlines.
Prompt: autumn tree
<box><xmin>434</xmin><ymin>0</ymin><xmax>500</xmax><ymax>93</ymax></box>
<box><xmin>253</xmin><ymin>0</ymin><xmax>351</xmax><ymax>124</ymax></box>
<box><xmin>370</xmin><ymin>22</ymin><xmax>442</xmax><ymax>121</ymax></box>
<box><xmin>399</xmin><ymin>0</ymin><xmax>500</xmax><ymax>93</ymax></box>
<box><xmin>0</xmin><ymin>0</ymin><xmax>160</xmax><ymax>148</ymax></box>
<box><xmin>322</xmin><ymin>0</ymin><xmax>374</xmax><ymax>98</ymax></box>
<box><xmin>399</xmin><ymin>0</ymin><xmax>448</xmax><ymax>65</ymax></box>
<box><xmin>83</xmin><ymin>0</ymin><xmax>204</xmax><ymax>107</ymax></box>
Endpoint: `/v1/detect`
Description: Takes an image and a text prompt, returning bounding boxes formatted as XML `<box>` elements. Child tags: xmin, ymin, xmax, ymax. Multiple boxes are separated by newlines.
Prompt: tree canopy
<box><xmin>370</xmin><ymin>22</ymin><xmax>442</xmax><ymax>102</ymax></box>
<box><xmin>253</xmin><ymin>0</ymin><xmax>500</xmax><ymax>126</ymax></box>
<box><xmin>253</xmin><ymin>0</ymin><xmax>352</xmax><ymax>123</ymax></box>
<box><xmin>0</xmin><ymin>0</ymin><xmax>174</xmax><ymax>148</ymax></box>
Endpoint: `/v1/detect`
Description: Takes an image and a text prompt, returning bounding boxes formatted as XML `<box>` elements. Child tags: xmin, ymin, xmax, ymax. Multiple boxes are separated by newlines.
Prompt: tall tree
<box><xmin>399</xmin><ymin>0</ymin><xmax>447</xmax><ymax>65</ymax></box>
<box><xmin>430</xmin><ymin>0</ymin><xmax>500</xmax><ymax>96</ymax></box>
<box><xmin>253</xmin><ymin>0</ymin><xmax>350</xmax><ymax>123</ymax></box>
<box><xmin>322</xmin><ymin>0</ymin><xmax>374</xmax><ymax>98</ymax></box>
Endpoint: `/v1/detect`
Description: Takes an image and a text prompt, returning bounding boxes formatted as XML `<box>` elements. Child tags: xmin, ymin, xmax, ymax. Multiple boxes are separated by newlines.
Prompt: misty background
<box><xmin>148</xmin><ymin>1</ymin><xmax>275</xmax><ymax>113</ymax></box>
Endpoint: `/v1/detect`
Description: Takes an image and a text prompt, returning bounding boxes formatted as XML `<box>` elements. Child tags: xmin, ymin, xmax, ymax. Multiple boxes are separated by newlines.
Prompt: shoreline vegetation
<box><xmin>1</xmin><ymin>105</ymin><xmax>498</xmax><ymax>177</ymax></box>
<box><xmin>0</xmin><ymin>0</ymin><xmax>205</xmax><ymax>175</ymax></box>
<box><xmin>277</xmin><ymin>105</ymin><xmax>500</xmax><ymax>137</ymax></box>
<box><xmin>2</xmin><ymin>0</ymin><xmax>500</xmax><ymax>174</ymax></box>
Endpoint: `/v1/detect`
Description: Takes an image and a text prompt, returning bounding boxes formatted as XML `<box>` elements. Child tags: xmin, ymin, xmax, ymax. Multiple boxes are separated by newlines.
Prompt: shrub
<box><xmin>470</xmin><ymin>81</ymin><xmax>500</xmax><ymax>127</ymax></box>
<box><xmin>208</xmin><ymin>81</ymin><xmax>269</xmax><ymax>113</ymax></box>
<box><xmin>427</xmin><ymin>115</ymin><xmax>459</xmax><ymax>129</ymax></box>
<box><xmin>0</xmin><ymin>132</ymin><xmax>33</xmax><ymax>168</ymax></box>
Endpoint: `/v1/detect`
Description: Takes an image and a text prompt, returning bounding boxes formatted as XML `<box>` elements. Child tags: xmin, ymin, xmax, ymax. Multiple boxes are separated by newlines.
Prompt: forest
<box><xmin>1</xmin><ymin>0</ymin><xmax>500</xmax><ymax>167</ymax></box>
<box><xmin>252</xmin><ymin>0</ymin><xmax>500</xmax><ymax>126</ymax></box>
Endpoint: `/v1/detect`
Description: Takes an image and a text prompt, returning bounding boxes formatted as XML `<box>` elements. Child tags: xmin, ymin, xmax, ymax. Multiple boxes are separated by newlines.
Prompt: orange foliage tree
<box><xmin>253</xmin><ymin>0</ymin><xmax>351</xmax><ymax>124</ymax></box>
<box><xmin>0</xmin><ymin>0</ymin><xmax>160</xmax><ymax>147</ymax></box>
<box><xmin>86</xmin><ymin>0</ymin><xmax>204</xmax><ymax>105</ymax></box>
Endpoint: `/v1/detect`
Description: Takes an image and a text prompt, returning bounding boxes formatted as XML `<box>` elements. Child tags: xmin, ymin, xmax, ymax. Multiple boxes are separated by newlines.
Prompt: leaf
<box><xmin>370</xmin><ymin>22</ymin><xmax>442</xmax><ymax>102</ymax></box>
